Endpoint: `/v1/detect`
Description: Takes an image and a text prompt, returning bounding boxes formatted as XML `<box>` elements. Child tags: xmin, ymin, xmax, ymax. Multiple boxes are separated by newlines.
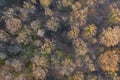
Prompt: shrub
<box><xmin>100</xmin><ymin>26</ymin><xmax>120</xmax><ymax>47</ymax></box>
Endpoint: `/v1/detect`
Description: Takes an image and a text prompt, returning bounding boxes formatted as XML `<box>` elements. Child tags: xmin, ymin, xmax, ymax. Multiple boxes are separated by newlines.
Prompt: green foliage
<box><xmin>82</xmin><ymin>24</ymin><xmax>97</xmax><ymax>39</ymax></box>
<box><xmin>66</xmin><ymin>54</ymin><xmax>73</xmax><ymax>60</ymax></box>
<box><xmin>85</xmin><ymin>27</ymin><xmax>93</xmax><ymax>33</ymax></box>
<box><xmin>22</xmin><ymin>43</ymin><xmax>39</xmax><ymax>58</ymax></box>
<box><xmin>23</xmin><ymin>1</ymin><xmax>34</xmax><ymax>9</ymax></box>
<box><xmin>31</xmin><ymin>32</ymin><xmax>38</xmax><ymax>41</ymax></box>
<box><xmin>108</xmin><ymin>13</ymin><xmax>116</xmax><ymax>25</ymax></box>
<box><xmin>13</xmin><ymin>72</ymin><xmax>22</xmax><ymax>78</ymax></box>
<box><xmin>55</xmin><ymin>49</ymin><xmax>64</xmax><ymax>58</ymax></box>
<box><xmin>0</xmin><ymin>59</ymin><xmax>5</xmax><ymax>65</ymax></box>
<box><xmin>58</xmin><ymin>6</ymin><xmax>72</xmax><ymax>13</ymax></box>
<box><xmin>27</xmin><ymin>62</ymin><xmax>33</xmax><ymax>72</ymax></box>
<box><xmin>0</xmin><ymin>0</ymin><xmax>120</xmax><ymax>79</ymax></box>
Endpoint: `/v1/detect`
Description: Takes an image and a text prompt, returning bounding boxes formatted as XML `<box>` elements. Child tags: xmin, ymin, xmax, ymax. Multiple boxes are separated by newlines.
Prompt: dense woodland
<box><xmin>0</xmin><ymin>0</ymin><xmax>120</xmax><ymax>80</ymax></box>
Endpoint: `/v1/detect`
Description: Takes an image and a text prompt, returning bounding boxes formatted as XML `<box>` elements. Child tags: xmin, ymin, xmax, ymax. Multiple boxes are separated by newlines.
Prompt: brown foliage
<box><xmin>100</xmin><ymin>26</ymin><xmax>120</xmax><ymax>47</ymax></box>
<box><xmin>98</xmin><ymin>49</ymin><xmax>120</xmax><ymax>72</ymax></box>
<box><xmin>5</xmin><ymin>17</ymin><xmax>22</xmax><ymax>34</ymax></box>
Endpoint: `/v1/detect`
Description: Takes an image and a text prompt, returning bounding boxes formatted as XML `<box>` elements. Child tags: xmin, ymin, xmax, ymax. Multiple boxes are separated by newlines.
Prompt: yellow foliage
<box><xmin>40</xmin><ymin>0</ymin><xmax>52</xmax><ymax>7</ymax></box>
<box><xmin>72</xmin><ymin>1</ymin><xmax>82</xmax><ymax>11</ymax></box>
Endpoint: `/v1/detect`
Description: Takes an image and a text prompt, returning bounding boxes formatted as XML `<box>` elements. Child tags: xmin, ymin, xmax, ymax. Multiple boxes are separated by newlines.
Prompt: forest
<box><xmin>0</xmin><ymin>0</ymin><xmax>120</xmax><ymax>80</ymax></box>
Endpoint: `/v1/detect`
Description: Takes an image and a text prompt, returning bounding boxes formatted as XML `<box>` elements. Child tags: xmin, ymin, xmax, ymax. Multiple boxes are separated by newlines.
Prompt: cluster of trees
<box><xmin>0</xmin><ymin>0</ymin><xmax>120</xmax><ymax>80</ymax></box>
